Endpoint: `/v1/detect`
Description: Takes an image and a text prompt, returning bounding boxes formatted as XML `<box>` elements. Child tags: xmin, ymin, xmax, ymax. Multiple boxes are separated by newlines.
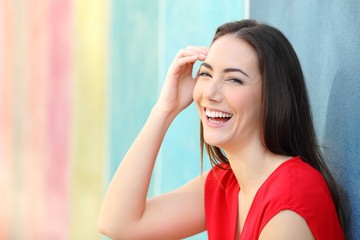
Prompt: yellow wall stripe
<box><xmin>71</xmin><ymin>0</ymin><xmax>108</xmax><ymax>239</ymax></box>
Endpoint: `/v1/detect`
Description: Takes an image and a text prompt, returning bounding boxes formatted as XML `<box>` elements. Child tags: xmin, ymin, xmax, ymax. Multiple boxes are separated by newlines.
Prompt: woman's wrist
<box><xmin>152</xmin><ymin>102</ymin><xmax>180</xmax><ymax>121</ymax></box>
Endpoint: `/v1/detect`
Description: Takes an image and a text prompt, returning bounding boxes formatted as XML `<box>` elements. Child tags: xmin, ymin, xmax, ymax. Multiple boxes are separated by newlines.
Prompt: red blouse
<box><xmin>205</xmin><ymin>156</ymin><xmax>344</xmax><ymax>239</ymax></box>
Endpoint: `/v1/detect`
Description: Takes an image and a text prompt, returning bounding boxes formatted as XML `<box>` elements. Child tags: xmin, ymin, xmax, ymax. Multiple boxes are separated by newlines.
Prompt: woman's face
<box><xmin>193</xmin><ymin>34</ymin><xmax>263</xmax><ymax>151</ymax></box>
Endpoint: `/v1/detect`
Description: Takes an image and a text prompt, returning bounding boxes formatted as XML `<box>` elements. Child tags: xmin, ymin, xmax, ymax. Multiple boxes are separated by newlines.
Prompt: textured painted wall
<box><xmin>250</xmin><ymin>1</ymin><xmax>360</xmax><ymax>239</ymax></box>
<box><xmin>0</xmin><ymin>0</ymin><xmax>107</xmax><ymax>239</ymax></box>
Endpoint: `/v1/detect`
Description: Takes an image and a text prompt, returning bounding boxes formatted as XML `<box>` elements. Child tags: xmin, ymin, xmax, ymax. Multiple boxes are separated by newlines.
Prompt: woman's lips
<box><xmin>204</xmin><ymin>108</ymin><xmax>233</xmax><ymax>127</ymax></box>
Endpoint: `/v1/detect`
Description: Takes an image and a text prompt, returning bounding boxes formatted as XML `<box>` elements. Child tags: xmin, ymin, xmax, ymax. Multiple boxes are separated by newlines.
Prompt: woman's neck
<box><xmin>225</xmin><ymin>146</ymin><xmax>290</xmax><ymax>195</ymax></box>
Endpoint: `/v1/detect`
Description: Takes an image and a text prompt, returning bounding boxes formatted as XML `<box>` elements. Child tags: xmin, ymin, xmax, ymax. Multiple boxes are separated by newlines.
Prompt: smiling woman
<box><xmin>98</xmin><ymin>19</ymin><xmax>347</xmax><ymax>240</ymax></box>
<box><xmin>193</xmin><ymin>34</ymin><xmax>263</xmax><ymax>151</ymax></box>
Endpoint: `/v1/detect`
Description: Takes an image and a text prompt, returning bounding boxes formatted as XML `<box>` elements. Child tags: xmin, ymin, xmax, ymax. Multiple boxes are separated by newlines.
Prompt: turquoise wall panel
<box><xmin>250</xmin><ymin>1</ymin><xmax>360</xmax><ymax>239</ymax></box>
<box><xmin>109</xmin><ymin>1</ymin><xmax>159</xmax><ymax>179</ymax></box>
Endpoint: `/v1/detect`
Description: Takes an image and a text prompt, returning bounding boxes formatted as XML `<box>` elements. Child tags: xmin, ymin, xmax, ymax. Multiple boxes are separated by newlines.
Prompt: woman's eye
<box><xmin>199</xmin><ymin>72</ymin><xmax>212</xmax><ymax>78</ymax></box>
<box><xmin>227</xmin><ymin>78</ymin><xmax>244</xmax><ymax>85</ymax></box>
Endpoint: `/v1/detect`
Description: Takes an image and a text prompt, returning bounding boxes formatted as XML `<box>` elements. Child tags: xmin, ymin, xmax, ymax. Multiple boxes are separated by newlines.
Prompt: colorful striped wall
<box><xmin>1</xmin><ymin>0</ymin><xmax>107</xmax><ymax>239</ymax></box>
<box><xmin>0</xmin><ymin>0</ymin><xmax>245</xmax><ymax>239</ymax></box>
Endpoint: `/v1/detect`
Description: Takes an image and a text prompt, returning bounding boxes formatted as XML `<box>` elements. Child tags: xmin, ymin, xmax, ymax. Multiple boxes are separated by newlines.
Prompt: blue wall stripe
<box><xmin>250</xmin><ymin>1</ymin><xmax>360</xmax><ymax>239</ymax></box>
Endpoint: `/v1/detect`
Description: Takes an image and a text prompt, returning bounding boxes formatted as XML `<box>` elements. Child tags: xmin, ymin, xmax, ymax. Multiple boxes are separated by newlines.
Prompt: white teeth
<box><xmin>205</xmin><ymin>109</ymin><xmax>232</xmax><ymax>118</ymax></box>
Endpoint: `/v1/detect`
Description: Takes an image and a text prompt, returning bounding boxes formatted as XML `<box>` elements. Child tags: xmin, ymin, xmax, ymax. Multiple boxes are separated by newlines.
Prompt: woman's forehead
<box><xmin>206</xmin><ymin>35</ymin><xmax>261</xmax><ymax>79</ymax></box>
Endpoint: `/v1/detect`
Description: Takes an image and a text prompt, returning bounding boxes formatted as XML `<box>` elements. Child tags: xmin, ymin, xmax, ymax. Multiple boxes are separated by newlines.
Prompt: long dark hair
<box><xmin>200</xmin><ymin>19</ymin><xmax>349</xmax><ymax>235</ymax></box>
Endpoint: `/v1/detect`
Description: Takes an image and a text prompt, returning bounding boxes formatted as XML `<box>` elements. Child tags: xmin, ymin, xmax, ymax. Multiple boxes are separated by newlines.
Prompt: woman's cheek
<box><xmin>192</xmin><ymin>82</ymin><xmax>203</xmax><ymax>116</ymax></box>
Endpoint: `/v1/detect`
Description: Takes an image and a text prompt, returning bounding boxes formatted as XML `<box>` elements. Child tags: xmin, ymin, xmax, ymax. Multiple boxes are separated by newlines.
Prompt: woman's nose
<box><xmin>203</xmin><ymin>80</ymin><xmax>223</xmax><ymax>102</ymax></box>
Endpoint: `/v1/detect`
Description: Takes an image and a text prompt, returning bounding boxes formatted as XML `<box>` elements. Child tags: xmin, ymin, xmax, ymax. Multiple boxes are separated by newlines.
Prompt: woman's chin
<box><xmin>204</xmin><ymin>136</ymin><xmax>225</xmax><ymax>149</ymax></box>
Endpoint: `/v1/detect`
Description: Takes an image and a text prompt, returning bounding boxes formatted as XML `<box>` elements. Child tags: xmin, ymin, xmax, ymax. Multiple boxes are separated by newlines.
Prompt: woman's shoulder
<box><xmin>275</xmin><ymin>156</ymin><xmax>331</xmax><ymax>196</ymax></box>
<box><xmin>257</xmin><ymin>158</ymin><xmax>344</xmax><ymax>239</ymax></box>
<box><xmin>259</xmin><ymin>156</ymin><xmax>336</xmax><ymax>217</ymax></box>
<box><xmin>255</xmin><ymin>156</ymin><xmax>335</xmax><ymax>216</ymax></box>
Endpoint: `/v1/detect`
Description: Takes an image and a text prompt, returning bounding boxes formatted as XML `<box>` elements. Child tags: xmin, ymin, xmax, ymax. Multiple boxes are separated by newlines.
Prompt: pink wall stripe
<box><xmin>0</xmin><ymin>1</ymin><xmax>13</xmax><ymax>239</ymax></box>
<box><xmin>45</xmin><ymin>0</ymin><xmax>72</xmax><ymax>239</ymax></box>
<box><xmin>22</xmin><ymin>0</ymin><xmax>49</xmax><ymax>238</ymax></box>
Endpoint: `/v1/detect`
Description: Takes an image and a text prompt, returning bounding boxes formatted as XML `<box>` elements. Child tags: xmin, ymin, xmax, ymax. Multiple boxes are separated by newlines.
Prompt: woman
<box><xmin>98</xmin><ymin>19</ymin><xmax>347</xmax><ymax>239</ymax></box>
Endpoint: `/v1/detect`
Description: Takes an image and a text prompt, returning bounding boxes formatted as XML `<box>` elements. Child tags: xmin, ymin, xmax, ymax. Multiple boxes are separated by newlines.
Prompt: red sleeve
<box><xmin>256</xmin><ymin>161</ymin><xmax>345</xmax><ymax>240</ymax></box>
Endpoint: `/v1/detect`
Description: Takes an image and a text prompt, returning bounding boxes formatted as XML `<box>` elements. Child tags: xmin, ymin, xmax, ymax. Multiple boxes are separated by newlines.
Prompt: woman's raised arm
<box><xmin>98</xmin><ymin>46</ymin><xmax>208</xmax><ymax>239</ymax></box>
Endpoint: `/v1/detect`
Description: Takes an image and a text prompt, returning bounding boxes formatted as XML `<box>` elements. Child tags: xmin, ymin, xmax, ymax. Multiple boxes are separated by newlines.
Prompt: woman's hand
<box><xmin>155</xmin><ymin>46</ymin><xmax>208</xmax><ymax>116</ymax></box>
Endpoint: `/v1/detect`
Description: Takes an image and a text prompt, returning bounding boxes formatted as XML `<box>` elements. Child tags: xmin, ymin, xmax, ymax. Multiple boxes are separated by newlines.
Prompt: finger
<box><xmin>177</xmin><ymin>47</ymin><xmax>208</xmax><ymax>59</ymax></box>
<box><xmin>185</xmin><ymin>45</ymin><xmax>209</xmax><ymax>55</ymax></box>
<box><xmin>175</xmin><ymin>55</ymin><xmax>199</xmax><ymax>65</ymax></box>
<box><xmin>174</xmin><ymin>52</ymin><xmax>206</xmax><ymax>66</ymax></box>
<box><xmin>184</xmin><ymin>47</ymin><xmax>208</xmax><ymax>58</ymax></box>
<box><xmin>168</xmin><ymin>55</ymin><xmax>200</xmax><ymax>77</ymax></box>
<box><xmin>176</xmin><ymin>49</ymin><xmax>201</xmax><ymax>59</ymax></box>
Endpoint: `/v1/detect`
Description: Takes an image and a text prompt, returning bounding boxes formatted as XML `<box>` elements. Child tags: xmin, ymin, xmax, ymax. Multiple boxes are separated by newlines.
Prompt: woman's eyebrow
<box><xmin>200</xmin><ymin>62</ymin><xmax>249</xmax><ymax>78</ymax></box>
<box><xmin>200</xmin><ymin>62</ymin><xmax>213</xmax><ymax>70</ymax></box>
<box><xmin>223</xmin><ymin>67</ymin><xmax>249</xmax><ymax>77</ymax></box>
